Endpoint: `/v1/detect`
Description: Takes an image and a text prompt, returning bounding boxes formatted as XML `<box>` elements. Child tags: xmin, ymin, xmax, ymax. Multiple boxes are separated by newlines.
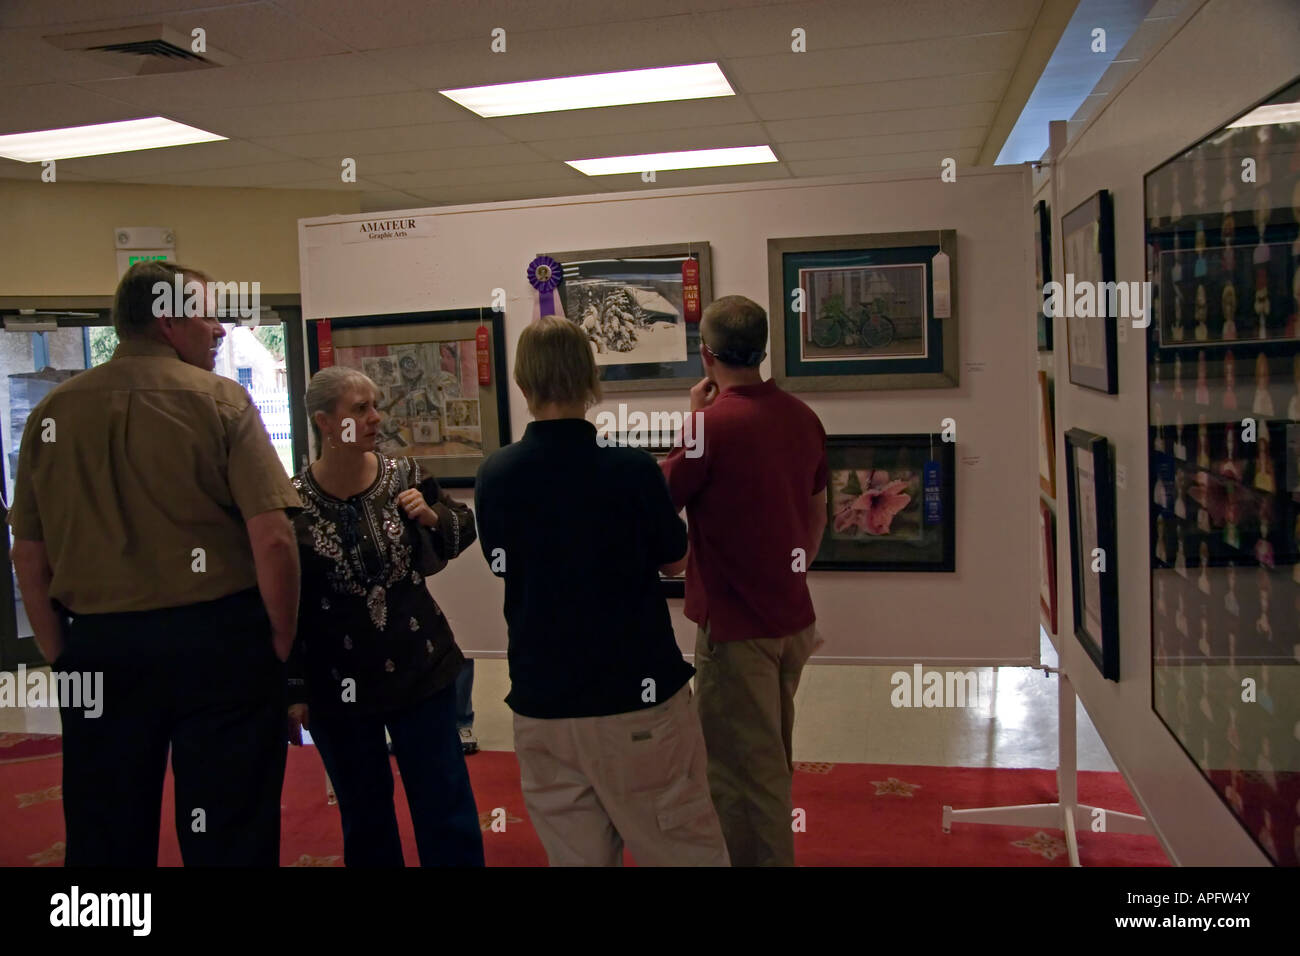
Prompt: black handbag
<box><xmin>393</xmin><ymin>457</ymin><xmax>448</xmax><ymax>577</ymax></box>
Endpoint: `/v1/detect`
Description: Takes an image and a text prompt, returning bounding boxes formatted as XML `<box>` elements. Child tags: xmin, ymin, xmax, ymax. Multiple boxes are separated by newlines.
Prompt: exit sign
<box><xmin>128</xmin><ymin>254</ymin><xmax>170</xmax><ymax>266</ymax></box>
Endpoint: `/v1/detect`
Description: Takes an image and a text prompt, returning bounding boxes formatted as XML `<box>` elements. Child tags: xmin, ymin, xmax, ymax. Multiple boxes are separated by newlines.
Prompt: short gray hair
<box><xmin>305</xmin><ymin>366</ymin><xmax>376</xmax><ymax>456</ymax></box>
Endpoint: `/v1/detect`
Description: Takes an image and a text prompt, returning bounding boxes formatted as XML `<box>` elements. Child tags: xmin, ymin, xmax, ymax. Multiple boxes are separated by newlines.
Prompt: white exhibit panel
<box><xmin>1044</xmin><ymin>0</ymin><xmax>1299</xmax><ymax>865</ymax></box>
<box><xmin>299</xmin><ymin>166</ymin><xmax>1040</xmax><ymax>668</ymax></box>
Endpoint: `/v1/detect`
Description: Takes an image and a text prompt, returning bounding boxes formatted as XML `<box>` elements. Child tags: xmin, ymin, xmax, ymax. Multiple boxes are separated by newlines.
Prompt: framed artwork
<box><xmin>543</xmin><ymin>242</ymin><xmax>712</xmax><ymax>393</ymax></box>
<box><xmin>1035</xmin><ymin>200</ymin><xmax>1054</xmax><ymax>351</ymax></box>
<box><xmin>1064</xmin><ymin>427</ymin><xmax>1119</xmax><ymax>680</ymax></box>
<box><xmin>1038</xmin><ymin>370</ymin><xmax>1057</xmax><ymax>497</ymax></box>
<box><xmin>600</xmin><ymin>431</ymin><xmax>686</xmax><ymax>598</ymax></box>
<box><xmin>305</xmin><ymin>309</ymin><xmax>510</xmax><ymax>487</ymax></box>
<box><xmin>768</xmin><ymin>230</ymin><xmax>958</xmax><ymax>391</ymax></box>
<box><xmin>811</xmin><ymin>433</ymin><xmax>955</xmax><ymax>571</ymax></box>
<box><xmin>1062</xmin><ymin>190</ymin><xmax>1119</xmax><ymax>394</ymax></box>
<box><xmin>1145</xmin><ymin>73</ymin><xmax>1300</xmax><ymax>866</ymax></box>
<box><xmin>1039</xmin><ymin>498</ymin><xmax>1058</xmax><ymax>633</ymax></box>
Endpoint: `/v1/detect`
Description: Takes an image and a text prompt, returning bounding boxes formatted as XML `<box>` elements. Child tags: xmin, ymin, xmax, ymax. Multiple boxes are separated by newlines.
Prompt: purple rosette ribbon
<box><xmin>527</xmin><ymin>255</ymin><xmax>564</xmax><ymax>317</ymax></box>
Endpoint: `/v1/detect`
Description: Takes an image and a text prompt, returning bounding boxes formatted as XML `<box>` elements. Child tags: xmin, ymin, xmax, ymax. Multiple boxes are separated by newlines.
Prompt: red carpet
<box><xmin>0</xmin><ymin>732</ymin><xmax>1167</xmax><ymax>866</ymax></box>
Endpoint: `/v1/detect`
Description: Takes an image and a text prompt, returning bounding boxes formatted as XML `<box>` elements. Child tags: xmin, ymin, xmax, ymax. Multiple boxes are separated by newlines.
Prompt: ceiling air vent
<box><xmin>44</xmin><ymin>24</ymin><xmax>236</xmax><ymax>75</ymax></box>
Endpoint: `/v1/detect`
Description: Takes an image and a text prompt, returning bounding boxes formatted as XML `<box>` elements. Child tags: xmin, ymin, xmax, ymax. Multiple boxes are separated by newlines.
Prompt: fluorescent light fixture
<box><xmin>1228</xmin><ymin>102</ymin><xmax>1300</xmax><ymax>129</ymax></box>
<box><xmin>568</xmin><ymin>145</ymin><xmax>778</xmax><ymax>176</ymax></box>
<box><xmin>0</xmin><ymin>117</ymin><xmax>226</xmax><ymax>162</ymax></box>
<box><xmin>441</xmin><ymin>63</ymin><xmax>734</xmax><ymax>117</ymax></box>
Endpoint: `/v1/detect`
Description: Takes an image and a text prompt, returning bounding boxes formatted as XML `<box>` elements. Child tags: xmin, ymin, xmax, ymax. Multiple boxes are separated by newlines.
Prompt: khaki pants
<box><xmin>512</xmin><ymin>683</ymin><xmax>730</xmax><ymax>866</ymax></box>
<box><xmin>694</xmin><ymin>622</ymin><xmax>818</xmax><ymax>866</ymax></box>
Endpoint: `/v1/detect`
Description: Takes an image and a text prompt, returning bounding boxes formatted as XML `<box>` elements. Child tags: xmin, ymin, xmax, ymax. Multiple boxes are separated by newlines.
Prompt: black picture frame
<box><xmin>811</xmin><ymin>433</ymin><xmax>956</xmax><ymax>571</ymax></box>
<box><xmin>305</xmin><ymin>309</ymin><xmax>510</xmax><ymax>487</ymax></box>
<box><xmin>1143</xmin><ymin>72</ymin><xmax>1300</xmax><ymax>867</ymax></box>
<box><xmin>1062</xmin><ymin>190</ymin><xmax>1119</xmax><ymax>393</ymax></box>
<box><xmin>1035</xmin><ymin>199</ymin><xmax>1054</xmax><ymax>351</ymax></box>
<box><xmin>542</xmin><ymin>242</ymin><xmax>712</xmax><ymax>393</ymax></box>
<box><xmin>1064</xmin><ymin>427</ymin><xmax>1119</xmax><ymax>680</ymax></box>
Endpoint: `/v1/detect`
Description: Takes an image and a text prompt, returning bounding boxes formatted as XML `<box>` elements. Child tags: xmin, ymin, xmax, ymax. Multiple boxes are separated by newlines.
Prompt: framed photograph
<box><xmin>306</xmin><ymin>309</ymin><xmax>510</xmax><ymax>487</ymax></box>
<box><xmin>1035</xmin><ymin>200</ymin><xmax>1054</xmax><ymax>351</ymax></box>
<box><xmin>768</xmin><ymin>230</ymin><xmax>958</xmax><ymax>391</ymax></box>
<box><xmin>1064</xmin><ymin>427</ymin><xmax>1119</xmax><ymax>680</ymax></box>
<box><xmin>811</xmin><ymin>433</ymin><xmax>955</xmax><ymax>571</ymax></box>
<box><xmin>600</xmin><ymin>431</ymin><xmax>686</xmax><ymax>597</ymax></box>
<box><xmin>1144</xmin><ymin>73</ymin><xmax>1300</xmax><ymax>866</ymax></box>
<box><xmin>1039</xmin><ymin>498</ymin><xmax>1058</xmax><ymax>633</ymax></box>
<box><xmin>1062</xmin><ymin>190</ymin><xmax>1119</xmax><ymax>394</ymax></box>
<box><xmin>543</xmin><ymin>242</ymin><xmax>712</xmax><ymax>393</ymax></box>
<box><xmin>1038</xmin><ymin>370</ymin><xmax>1056</xmax><ymax>497</ymax></box>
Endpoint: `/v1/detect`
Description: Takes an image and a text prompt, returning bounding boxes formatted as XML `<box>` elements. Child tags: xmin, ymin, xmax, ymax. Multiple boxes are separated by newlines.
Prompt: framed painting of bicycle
<box><xmin>768</xmin><ymin>230</ymin><xmax>958</xmax><ymax>391</ymax></box>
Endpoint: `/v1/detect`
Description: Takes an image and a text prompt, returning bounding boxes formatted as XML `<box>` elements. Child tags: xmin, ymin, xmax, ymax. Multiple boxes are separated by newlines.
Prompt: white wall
<box><xmin>1046</xmin><ymin>0</ymin><xmax>1299</xmax><ymax>865</ymax></box>
<box><xmin>300</xmin><ymin>165</ymin><xmax>1039</xmax><ymax>668</ymax></box>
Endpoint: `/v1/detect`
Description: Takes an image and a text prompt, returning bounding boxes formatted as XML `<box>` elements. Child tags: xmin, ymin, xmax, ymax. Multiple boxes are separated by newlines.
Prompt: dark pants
<box><xmin>58</xmin><ymin>589</ymin><xmax>286</xmax><ymax>867</ymax></box>
<box><xmin>455</xmin><ymin>657</ymin><xmax>474</xmax><ymax>729</ymax></box>
<box><xmin>309</xmin><ymin>681</ymin><xmax>485</xmax><ymax>867</ymax></box>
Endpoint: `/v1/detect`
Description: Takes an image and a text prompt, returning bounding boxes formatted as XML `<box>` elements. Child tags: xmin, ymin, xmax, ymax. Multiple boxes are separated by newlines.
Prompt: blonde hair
<box><xmin>305</xmin><ymin>365</ymin><xmax>377</xmax><ymax>455</ymax></box>
<box><xmin>514</xmin><ymin>315</ymin><xmax>602</xmax><ymax>408</ymax></box>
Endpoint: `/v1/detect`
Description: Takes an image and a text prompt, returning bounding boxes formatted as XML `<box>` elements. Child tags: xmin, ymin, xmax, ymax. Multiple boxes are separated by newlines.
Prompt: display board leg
<box><xmin>940</xmin><ymin>668</ymin><xmax>1152</xmax><ymax>866</ymax></box>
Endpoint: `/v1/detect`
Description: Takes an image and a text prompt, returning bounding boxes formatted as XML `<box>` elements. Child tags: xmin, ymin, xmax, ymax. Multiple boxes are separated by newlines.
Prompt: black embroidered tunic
<box><xmin>287</xmin><ymin>454</ymin><xmax>474</xmax><ymax>716</ymax></box>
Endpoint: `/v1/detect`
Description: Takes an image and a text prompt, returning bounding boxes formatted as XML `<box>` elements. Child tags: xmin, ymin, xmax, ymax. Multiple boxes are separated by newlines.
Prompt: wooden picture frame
<box><xmin>1038</xmin><ymin>370</ymin><xmax>1057</xmax><ymax>497</ymax></box>
<box><xmin>305</xmin><ymin>309</ymin><xmax>510</xmax><ymax>487</ymax></box>
<box><xmin>1062</xmin><ymin>190</ymin><xmax>1119</xmax><ymax>394</ymax></box>
<box><xmin>1039</xmin><ymin>498</ymin><xmax>1058</xmax><ymax>633</ymax></box>
<box><xmin>768</xmin><ymin>230</ymin><xmax>958</xmax><ymax>391</ymax></box>
<box><xmin>1064</xmin><ymin>427</ymin><xmax>1119</xmax><ymax>680</ymax></box>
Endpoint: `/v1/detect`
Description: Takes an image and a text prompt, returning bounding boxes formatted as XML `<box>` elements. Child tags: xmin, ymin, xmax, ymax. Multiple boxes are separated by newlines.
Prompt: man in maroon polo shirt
<box><xmin>661</xmin><ymin>294</ymin><xmax>828</xmax><ymax>866</ymax></box>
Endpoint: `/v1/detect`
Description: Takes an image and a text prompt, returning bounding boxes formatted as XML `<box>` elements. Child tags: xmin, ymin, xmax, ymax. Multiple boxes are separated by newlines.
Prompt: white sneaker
<box><xmin>459</xmin><ymin>726</ymin><xmax>479</xmax><ymax>755</ymax></box>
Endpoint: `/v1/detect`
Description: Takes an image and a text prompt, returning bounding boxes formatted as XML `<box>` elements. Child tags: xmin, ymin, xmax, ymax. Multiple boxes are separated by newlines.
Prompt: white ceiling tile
<box><xmin>785</xmin><ymin>147</ymin><xmax>977</xmax><ymax>176</ymax></box>
<box><xmin>112</xmin><ymin>159</ymin><xmax>341</xmax><ymax>187</ymax></box>
<box><xmin>698</xmin><ymin>0</ymin><xmax>1042</xmax><ymax>58</ymax></box>
<box><xmin>0</xmin><ymin>83</ymin><xmax>144</xmax><ymax>132</ymax></box>
<box><xmin>528</xmin><ymin>123</ymin><xmax>772</xmax><ymax>162</ymax></box>
<box><xmin>349</xmin><ymin>143</ymin><xmax>551</xmax><ymax>175</ymax></box>
<box><xmin>747</xmin><ymin>70</ymin><xmax>1009</xmax><ymax>120</ymax></box>
<box><xmin>360</xmin><ymin>16</ymin><xmax>720</xmax><ymax>91</ymax></box>
<box><xmin>726</xmin><ymin>30</ymin><xmax>1027</xmax><ymax>93</ymax></box>
<box><xmin>778</xmin><ymin>126</ymin><xmax>986</xmax><ymax>161</ymax></box>
<box><xmin>0</xmin><ymin>0</ymin><xmax>251</xmax><ymax>29</ymax></box>
<box><xmin>53</xmin><ymin>140</ymin><xmax>294</xmax><ymax>179</ymax></box>
<box><xmin>483</xmin><ymin>96</ymin><xmax>760</xmax><ymax>141</ymax></box>
<box><xmin>71</xmin><ymin>54</ymin><xmax>418</xmax><ymax>113</ymax></box>
<box><xmin>765</xmin><ymin>102</ymin><xmax>997</xmax><ymax>141</ymax></box>
<box><xmin>585</xmin><ymin>163</ymin><xmax>793</xmax><ymax>192</ymax></box>
<box><xmin>368</xmin><ymin>162</ymin><xmax>583</xmax><ymax>190</ymax></box>
<box><xmin>197</xmin><ymin>91</ymin><xmax>469</xmax><ymax>138</ymax></box>
<box><xmin>248</xmin><ymin>120</ymin><xmax>512</xmax><ymax>159</ymax></box>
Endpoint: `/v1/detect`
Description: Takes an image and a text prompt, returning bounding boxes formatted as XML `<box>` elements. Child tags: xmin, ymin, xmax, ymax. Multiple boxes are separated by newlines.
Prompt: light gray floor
<box><xmin>0</xmin><ymin>627</ymin><xmax>1117</xmax><ymax>773</ymax></box>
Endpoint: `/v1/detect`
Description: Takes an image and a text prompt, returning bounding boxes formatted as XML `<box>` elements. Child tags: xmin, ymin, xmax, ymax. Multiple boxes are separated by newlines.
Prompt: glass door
<box><xmin>0</xmin><ymin>309</ymin><xmax>307</xmax><ymax>669</ymax></box>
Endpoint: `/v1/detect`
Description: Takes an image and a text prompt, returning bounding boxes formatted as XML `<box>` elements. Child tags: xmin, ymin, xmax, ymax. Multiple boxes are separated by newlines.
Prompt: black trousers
<box><xmin>57</xmin><ymin>589</ymin><xmax>286</xmax><ymax>866</ymax></box>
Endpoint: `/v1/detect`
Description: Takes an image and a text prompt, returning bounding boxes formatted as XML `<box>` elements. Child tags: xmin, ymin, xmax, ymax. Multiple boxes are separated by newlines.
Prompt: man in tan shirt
<box><xmin>8</xmin><ymin>260</ymin><xmax>301</xmax><ymax>866</ymax></box>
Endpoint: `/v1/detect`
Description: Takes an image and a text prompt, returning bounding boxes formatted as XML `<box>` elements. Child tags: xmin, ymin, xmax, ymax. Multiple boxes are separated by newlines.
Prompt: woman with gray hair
<box><xmin>286</xmin><ymin>365</ymin><xmax>483</xmax><ymax>866</ymax></box>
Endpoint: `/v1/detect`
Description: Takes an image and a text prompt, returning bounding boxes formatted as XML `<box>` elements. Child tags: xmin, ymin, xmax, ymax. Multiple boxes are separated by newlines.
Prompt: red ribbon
<box><xmin>682</xmin><ymin>258</ymin><xmax>701</xmax><ymax>323</ymax></box>
<box><xmin>476</xmin><ymin>325</ymin><xmax>491</xmax><ymax>386</ymax></box>
<box><xmin>317</xmin><ymin>320</ymin><xmax>334</xmax><ymax>368</ymax></box>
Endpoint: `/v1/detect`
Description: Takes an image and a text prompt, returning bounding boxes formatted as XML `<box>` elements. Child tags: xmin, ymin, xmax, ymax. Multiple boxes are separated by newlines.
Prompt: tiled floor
<box><xmin>3</xmin><ymin>627</ymin><xmax>1115</xmax><ymax>772</ymax></box>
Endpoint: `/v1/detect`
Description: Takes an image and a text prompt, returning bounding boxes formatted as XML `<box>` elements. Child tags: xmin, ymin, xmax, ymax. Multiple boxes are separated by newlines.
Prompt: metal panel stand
<box><xmin>941</xmin><ymin>667</ymin><xmax>1152</xmax><ymax>866</ymax></box>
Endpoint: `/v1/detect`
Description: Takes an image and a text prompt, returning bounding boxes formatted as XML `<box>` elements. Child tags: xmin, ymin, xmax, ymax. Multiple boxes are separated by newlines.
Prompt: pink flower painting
<box><xmin>832</xmin><ymin>469</ymin><xmax>913</xmax><ymax>536</ymax></box>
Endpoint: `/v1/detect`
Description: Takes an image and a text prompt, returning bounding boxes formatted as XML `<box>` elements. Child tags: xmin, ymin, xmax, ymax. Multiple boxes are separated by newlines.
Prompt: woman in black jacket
<box><xmin>287</xmin><ymin>366</ymin><xmax>483</xmax><ymax>867</ymax></box>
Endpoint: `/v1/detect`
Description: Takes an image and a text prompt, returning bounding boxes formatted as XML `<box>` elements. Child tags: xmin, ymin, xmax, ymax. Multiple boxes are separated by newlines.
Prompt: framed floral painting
<box><xmin>811</xmin><ymin>433</ymin><xmax>956</xmax><ymax>571</ymax></box>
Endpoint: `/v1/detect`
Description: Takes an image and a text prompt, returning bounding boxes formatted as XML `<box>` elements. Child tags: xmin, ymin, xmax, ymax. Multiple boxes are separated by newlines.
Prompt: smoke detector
<box><xmin>44</xmin><ymin>24</ymin><xmax>235</xmax><ymax>74</ymax></box>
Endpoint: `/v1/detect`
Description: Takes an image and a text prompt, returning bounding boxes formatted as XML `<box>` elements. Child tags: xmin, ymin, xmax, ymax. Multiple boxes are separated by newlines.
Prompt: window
<box><xmin>236</xmin><ymin>366</ymin><xmax>253</xmax><ymax>389</ymax></box>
